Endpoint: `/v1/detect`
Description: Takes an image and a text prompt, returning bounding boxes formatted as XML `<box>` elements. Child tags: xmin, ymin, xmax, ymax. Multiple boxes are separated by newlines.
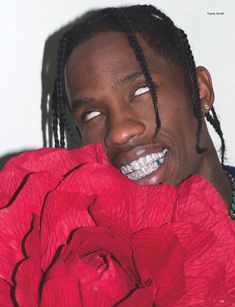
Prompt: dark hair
<box><xmin>52</xmin><ymin>4</ymin><xmax>225</xmax><ymax>164</ymax></box>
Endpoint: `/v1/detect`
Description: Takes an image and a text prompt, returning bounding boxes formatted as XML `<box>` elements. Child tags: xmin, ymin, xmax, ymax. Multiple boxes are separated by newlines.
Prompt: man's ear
<box><xmin>196</xmin><ymin>66</ymin><xmax>215</xmax><ymax>114</ymax></box>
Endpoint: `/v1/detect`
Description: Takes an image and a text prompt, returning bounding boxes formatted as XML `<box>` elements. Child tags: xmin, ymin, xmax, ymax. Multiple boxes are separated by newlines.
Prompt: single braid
<box><xmin>175</xmin><ymin>29</ymin><xmax>205</xmax><ymax>153</ymax></box>
<box><xmin>64</xmin><ymin>117</ymin><xmax>77</xmax><ymax>145</ymax></box>
<box><xmin>142</xmin><ymin>5</ymin><xmax>172</xmax><ymax>23</ymax></box>
<box><xmin>53</xmin><ymin>35</ymin><xmax>68</xmax><ymax>147</ymax></box>
<box><xmin>205</xmin><ymin>107</ymin><xmax>225</xmax><ymax>164</ymax></box>
<box><xmin>52</xmin><ymin>84</ymin><xmax>60</xmax><ymax>147</ymax></box>
<box><xmin>64</xmin><ymin>107</ymin><xmax>81</xmax><ymax>146</ymax></box>
<box><xmin>111</xmin><ymin>8</ymin><xmax>161</xmax><ymax>129</ymax></box>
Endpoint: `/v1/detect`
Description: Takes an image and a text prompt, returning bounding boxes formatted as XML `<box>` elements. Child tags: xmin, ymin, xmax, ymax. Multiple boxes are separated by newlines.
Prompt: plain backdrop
<box><xmin>0</xmin><ymin>0</ymin><xmax>234</xmax><ymax>165</ymax></box>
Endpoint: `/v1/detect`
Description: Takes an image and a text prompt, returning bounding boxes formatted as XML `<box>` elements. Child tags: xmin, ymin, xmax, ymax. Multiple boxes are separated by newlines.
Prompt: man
<box><xmin>1</xmin><ymin>5</ymin><xmax>235</xmax><ymax>305</ymax></box>
<box><xmin>53</xmin><ymin>5</ymin><xmax>234</xmax><ymax>215</ymax></box>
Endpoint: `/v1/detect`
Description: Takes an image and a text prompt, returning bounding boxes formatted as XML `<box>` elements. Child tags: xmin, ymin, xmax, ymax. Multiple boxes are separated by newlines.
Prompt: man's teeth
<box><xmin>120</xmin><ymin>149</ymin><xmax>168</xmax><ymax>181</ymax></box>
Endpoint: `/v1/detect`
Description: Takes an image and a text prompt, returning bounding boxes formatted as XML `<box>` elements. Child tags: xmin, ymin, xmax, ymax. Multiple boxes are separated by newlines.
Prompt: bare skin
<box><xmin>65</xmin><ymin>31</ymin><xmax>231</xmax><ymax>209</ymax></box>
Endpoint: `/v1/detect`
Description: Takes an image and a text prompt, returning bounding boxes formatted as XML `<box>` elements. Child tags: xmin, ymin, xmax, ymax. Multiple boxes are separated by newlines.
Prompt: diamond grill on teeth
<box><xmin>120</xmin><ymin>149</ymin><xmax>168</xmax><ymax>180</ymax></box>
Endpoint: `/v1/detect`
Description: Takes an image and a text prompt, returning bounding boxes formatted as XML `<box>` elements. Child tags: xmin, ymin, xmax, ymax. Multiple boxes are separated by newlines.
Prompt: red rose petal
<box><xmin>0</xmin><ymin>172</ymin><xmax>59</xmax><ymax>283</ymax></box>
<box><xmin>40</xmin><ymin>191</ymin><xmax>96</xmax><ymax>269</ymax></box>
<box><xmin>64</xmin><ymin>227</ymin><xmax>136</xmax><ymax>281</ymax></box>
<box><xmin>117</xmin><ymin>283</ymin><xmax>156</xmax><ymax>307</ymax></box>
<box><xmin>0</xmin><ymin>278</ymin><xmax>14</xmax><ymax>307</ymax></box>
<box><xmin>60</xmin><ymin>163</ymin><xmax>177</xmax><ymax>232</ymax></box>
<box><xmin>1</xmin><ymin>144</ymin><xmax>235</xmax><ymax>306</ymax></box>
<box><xmin>132</xmin><ymin>227</ymin><xmax>185</xmax><ymax>305</ymax></box>
<box><xmin>40</xmin><ymin>228</ymin><xmax>135</xmax><ymax>306</ymax></box>
<box><xmin>13</xmin><ymin>216</ymin><xmax>42</xmax><ymax>307</ymax></box>
<box><xmin>41</xmin><ymin>276</ymin><xmax>83</xmax><ymax>307</ymax></box>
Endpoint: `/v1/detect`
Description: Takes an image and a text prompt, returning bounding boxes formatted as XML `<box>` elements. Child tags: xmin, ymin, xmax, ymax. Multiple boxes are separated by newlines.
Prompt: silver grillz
<box><xmin>120</xmin><ymin>149</ymin><xmax>168</xmax><ymax>181</ymax></box>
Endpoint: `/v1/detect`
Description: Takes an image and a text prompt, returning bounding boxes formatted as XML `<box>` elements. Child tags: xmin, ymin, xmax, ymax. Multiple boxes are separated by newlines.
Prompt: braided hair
<box><xmin>52</xmin><ymin>5</ymin><xmax>225</xmax><ymax>164</ymax></box>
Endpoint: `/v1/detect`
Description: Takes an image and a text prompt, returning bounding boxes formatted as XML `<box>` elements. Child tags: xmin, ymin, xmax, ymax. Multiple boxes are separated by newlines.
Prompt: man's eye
<box><xmin>134</xmin><ymin>86</ymin><xmax>150</xmax><ymax>96</ymax></box>
<box><xmin>83</xmin><ymin>110</ymin><xmax>101</xmax><ymax>122</ymax></box>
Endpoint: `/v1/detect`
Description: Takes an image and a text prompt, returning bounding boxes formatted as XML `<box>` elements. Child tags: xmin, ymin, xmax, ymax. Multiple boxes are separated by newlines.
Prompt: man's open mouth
<box><xmin>120</xmin><ymin>149</ymin><xmax>168</xmax><ymax>181</ymax></box>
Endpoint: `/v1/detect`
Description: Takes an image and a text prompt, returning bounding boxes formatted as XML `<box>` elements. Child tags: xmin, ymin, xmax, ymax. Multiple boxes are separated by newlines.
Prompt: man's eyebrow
<box><xmin>71</xmin><ymin>97</ymin><xmax>95</xmax><ymax>110</ymax></box>
<box><xmin>114</xmin><ymin>71</ymin><xmax>145</xmax><ymax>88</ymax></box>
<box><xmin>71</xmin><ymin>71</ymin><xmax>151</xmax><ymax>109</ymax></box>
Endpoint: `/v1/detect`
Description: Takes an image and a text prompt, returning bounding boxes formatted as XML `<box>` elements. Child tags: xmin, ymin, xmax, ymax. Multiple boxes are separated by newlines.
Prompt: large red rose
<box><xmin>1</xmin><ymin>144</ymin><xmax>235</xmax><ymax>306</ymax></box>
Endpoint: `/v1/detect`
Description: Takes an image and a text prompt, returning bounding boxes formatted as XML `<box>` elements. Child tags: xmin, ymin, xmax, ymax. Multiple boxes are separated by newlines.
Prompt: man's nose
<box><xmin>104</xmin><ymin>115</ymin><xmax>145</xmax><ymax>148</ymax></box>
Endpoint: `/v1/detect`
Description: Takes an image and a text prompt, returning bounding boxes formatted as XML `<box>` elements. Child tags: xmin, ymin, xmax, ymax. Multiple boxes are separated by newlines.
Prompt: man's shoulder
<box><xmin>224</xmin><ymin>165</ymin><xmax>235</xmax><ymax>177</ymax></box>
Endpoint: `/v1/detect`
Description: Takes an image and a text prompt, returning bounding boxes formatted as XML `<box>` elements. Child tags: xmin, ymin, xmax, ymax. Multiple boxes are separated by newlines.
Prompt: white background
<box><xmin>0</xmin><ymin>0</ymin><xmax>234</xmax><ymax>165</ymax></box>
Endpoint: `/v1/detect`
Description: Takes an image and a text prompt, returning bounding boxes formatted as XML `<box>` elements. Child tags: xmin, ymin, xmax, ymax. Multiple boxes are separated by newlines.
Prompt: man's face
<box><xmin>66</xmin><ymin>31</ymin><xmax>211</xmax><ymax>186</ymax></box>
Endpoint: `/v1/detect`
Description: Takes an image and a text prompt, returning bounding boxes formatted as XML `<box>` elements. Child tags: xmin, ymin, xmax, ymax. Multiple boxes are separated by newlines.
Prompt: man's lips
<box><xmin>120</xmin><ymin>149</ymin><xmax>168</xmax><ymax>179</ymax></box>
<box><xmin>136</xmin><ymin>152</ymin><xmax>169</xmax><ymax>185</ymax></box>
<box><xmin>111</xmin><ymin>144</ymin><xmax>169</xmax><ymax>185</ymax></box>
<box><xmin>112</xmin><ymin>144</ymin><xmax>168</xmax><ymax>170</ymax></box>
<box><xmin>109</xmin><ymin>143</ymin><xmax>169</xmax><ymax>185</ymax></box>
